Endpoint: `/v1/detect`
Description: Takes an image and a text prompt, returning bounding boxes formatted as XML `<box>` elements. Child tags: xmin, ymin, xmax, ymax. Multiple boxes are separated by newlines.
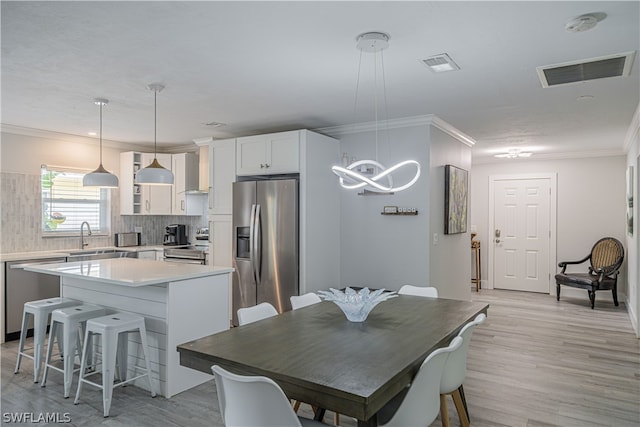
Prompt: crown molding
<box><xmin>314</xmin><ymin>114</ymin><xmax>476</xmax><ymax>147</ymax></box>
<box><xmin>623</xmin><ymin>103</ymin><xmax>640</xmax><ymax>154</ymax></box>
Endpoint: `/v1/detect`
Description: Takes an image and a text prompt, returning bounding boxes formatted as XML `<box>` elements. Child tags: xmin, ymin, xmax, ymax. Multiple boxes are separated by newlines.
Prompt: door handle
<box><xmin>250</xmin><ymin>204</ymin><xmax>261</xmax><ymax>286</ymax></box>
<box><xmin>254</xmin><ymin>204</ymin><xmax>262</xmax><ymax>286</ymax></box>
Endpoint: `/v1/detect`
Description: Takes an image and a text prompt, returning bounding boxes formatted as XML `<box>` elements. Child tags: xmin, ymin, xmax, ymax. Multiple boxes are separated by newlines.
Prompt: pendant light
<box><xmin>83</xmin><ymin>98</ymin><xmax>119</xmax><ymax>187</ymax></box>
<box><xmin>331</xmin><ymin>32</ymin><xmax>420</xmax><ymax>194</ymax></box>
<box><xmin>135</xmin><ymin>83</ymin><xmax>174</xmax><ymax>185</ymax></box>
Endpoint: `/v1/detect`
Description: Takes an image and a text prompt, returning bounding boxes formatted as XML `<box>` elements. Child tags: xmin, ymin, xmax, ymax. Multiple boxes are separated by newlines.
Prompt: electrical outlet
<box><xmin>433</xmin><ymin>233</ymin><xmax>439</xmax><ymax>245</ymax></box>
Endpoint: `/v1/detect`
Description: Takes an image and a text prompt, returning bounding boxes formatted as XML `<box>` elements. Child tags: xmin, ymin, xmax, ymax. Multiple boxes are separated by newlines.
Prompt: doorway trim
<box><xmin>488</xmin><ymin>173</ymin><xmax>558</xmax><ymax>294</ymax></box>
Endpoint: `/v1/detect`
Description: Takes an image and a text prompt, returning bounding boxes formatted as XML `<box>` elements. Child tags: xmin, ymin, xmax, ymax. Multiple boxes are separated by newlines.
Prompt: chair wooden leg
<box><xmin>334</xmin><ymin>412</ymin><xmax>340</xmax><ymax>426</ymax></box>
<box><xmin>612</xmin><ymin>283</ymin><xmax>619</xmax><ymax>306</ymax></box>
<box><xmin>292</xmin><ymin>400</ymin><xmax>301</xmax><ymax>412</ymax></box>
<box><xmin>458</xmin><ymin>384</ymin><xmax>470</xmax><ymax>423</ymax></box>
<box><xmin>452</xmin><ymin>389</ymin><xmax>470</xmax><ymax>427</ymax></box>
<box><xmin>556</xmin><ymin>283</ymin><xmax>561</xmax><ymax>301</ymax></box>
<box><xmin>588</xmin><ymin>289</ymin><xmax>596</xmax><ymax>309</ymax></box>
<box><xmin>440</xmin><ymin>394</ymin><xmax>450</xmax><ymax>427</ymax></box>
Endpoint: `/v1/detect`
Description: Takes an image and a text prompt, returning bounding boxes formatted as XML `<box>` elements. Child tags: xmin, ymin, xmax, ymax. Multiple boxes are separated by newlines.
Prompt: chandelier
<box><xmin>331</xmin><ymin>32</ymin><xmax>420</xmax><ymax>194</ymax></box>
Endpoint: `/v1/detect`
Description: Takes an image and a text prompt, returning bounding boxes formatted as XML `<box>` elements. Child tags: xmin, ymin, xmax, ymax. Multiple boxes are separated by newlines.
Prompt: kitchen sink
<box><xmin>65</xmin><ymin>249</ymin><xmax>138</xmax><ymax>262</ymax></box>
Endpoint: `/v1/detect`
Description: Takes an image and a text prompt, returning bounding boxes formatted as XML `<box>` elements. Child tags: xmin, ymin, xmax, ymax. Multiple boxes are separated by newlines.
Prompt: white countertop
<box><xmin>0</xmin><ymin>245</ymin><xmax>170</xmax><ymax>263</ymax></box>
<box><xmin>23</xmin><ymin>258</ymin><xmax>233</xmax><ymax>287</ymax></box>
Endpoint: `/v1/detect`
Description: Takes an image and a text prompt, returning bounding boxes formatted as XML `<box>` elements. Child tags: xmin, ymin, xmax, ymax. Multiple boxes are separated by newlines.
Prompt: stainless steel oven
<box><xmin>163</xmin><ymin>246</ymin><xmax>207</xmax><ymax>265</ymax></box>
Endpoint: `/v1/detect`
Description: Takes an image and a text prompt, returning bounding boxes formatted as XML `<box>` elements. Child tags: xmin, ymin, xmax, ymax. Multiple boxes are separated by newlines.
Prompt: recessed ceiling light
<box><xmin>494</xmin><ymin>148</ymin><xmax>533</xmax><ymax>159</ymax></box>
<box><xmin>421</xmin><ymin>53</ymin><xmax>460</xmax><ymax>73</ymax></box>
<box><xmin>203</xmin><ymin>121</ymin><xmax>225</xmax><ymax>128</ymax></box>
<box><xmin>577</xmin><ymin>95</ymin><xmax>595</xmax><ymax>102</ymax></box>
<box><xmin>88</xmin><ymin>131</ymin><xmax>97</xmax><ymax>136</ymax></box>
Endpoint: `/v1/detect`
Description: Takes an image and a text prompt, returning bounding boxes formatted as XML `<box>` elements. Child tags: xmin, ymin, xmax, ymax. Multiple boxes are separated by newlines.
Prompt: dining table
<box><xmin>177</xmin><ymin>294</ymin><xmax>489</xmax><ymax>427</ymax></box>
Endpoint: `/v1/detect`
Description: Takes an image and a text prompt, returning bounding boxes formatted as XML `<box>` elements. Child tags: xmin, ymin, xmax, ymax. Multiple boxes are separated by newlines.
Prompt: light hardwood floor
<box><xmin>1</xmin><ymin>289</ymin><xmax>638</xmax><ymax>426</ymax></box>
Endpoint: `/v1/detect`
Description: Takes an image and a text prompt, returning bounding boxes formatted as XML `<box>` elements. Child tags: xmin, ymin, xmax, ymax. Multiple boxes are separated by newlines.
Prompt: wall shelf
<box><xmin>381</xmin><ymin>211</ymin><xmax>419</xmax><ymax>216</ymax></box>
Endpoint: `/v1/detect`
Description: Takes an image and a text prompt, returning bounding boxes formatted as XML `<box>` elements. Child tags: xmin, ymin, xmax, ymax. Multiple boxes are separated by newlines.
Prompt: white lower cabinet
<box><xmin>137</xmin><ymin>250</ymin><xmax>161</xmax><ymax>260</ymax></box>
<box><xmin>209</xmin><ymin>216</ymin><xmax>232</xmax><ymax>267</ymax></box>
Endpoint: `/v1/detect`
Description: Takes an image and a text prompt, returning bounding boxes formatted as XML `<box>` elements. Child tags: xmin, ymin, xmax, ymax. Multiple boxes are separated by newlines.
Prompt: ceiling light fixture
<box><xmin>494</xmin><ymin>148</ymin><xmax>533</xmax><ymax>159</ymax></box>
<box><xmin>331</xmin><ymin>32</ymin><xmax>421</xmax><ymax>194</ymax></box>
<box><xmin>135</xmin><ymin>83</ymin><xmax>174</xmax><ymax>185</ymax></box>
<box><xmin>83</xmin><ymin>98</ymin><xmax>119</xmax><ymax>187</ymax></box>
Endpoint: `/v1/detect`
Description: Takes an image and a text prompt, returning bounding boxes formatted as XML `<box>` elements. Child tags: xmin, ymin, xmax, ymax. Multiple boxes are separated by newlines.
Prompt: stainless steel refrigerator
<box><xmin>232</xmin><ymin>178</ymin><xmax>298</xmax><ymax>326</ymax></box>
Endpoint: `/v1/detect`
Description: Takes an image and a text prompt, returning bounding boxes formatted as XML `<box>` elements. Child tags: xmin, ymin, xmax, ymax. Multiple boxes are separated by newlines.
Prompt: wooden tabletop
<box><xmin>178</xmin><ymin>295</ymin><xmax>489</xmax><ymax>427</ymax></box>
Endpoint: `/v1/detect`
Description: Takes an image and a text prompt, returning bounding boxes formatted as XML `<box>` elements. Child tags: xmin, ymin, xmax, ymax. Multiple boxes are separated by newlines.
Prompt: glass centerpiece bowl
<box><xmin>317</xmin><ymin>287</ymin><xmax>397</xmax><ymax>322</ymax></box>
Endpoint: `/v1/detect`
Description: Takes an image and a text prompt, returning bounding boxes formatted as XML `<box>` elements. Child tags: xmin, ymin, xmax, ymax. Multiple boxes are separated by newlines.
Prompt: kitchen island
<box><xmin>24</xmin><ymin>258</ymin><xmax>233</xmax><ymax>398</ymax></box>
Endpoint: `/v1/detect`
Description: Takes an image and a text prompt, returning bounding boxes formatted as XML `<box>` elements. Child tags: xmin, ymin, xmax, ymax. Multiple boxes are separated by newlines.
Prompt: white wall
<box><xmin>471</xmin><ymin>156</ymin><xmax>627</xmax><ymax>301</ymax></box>
<box><xmin>430</xmin><ymin>128</ymin><xmax>473</xmax><ymax>300</ymax></box>
<box><xmin>0</xmin><ymin>131</ymin><xmax>205</xmax><ymax>253</ymax></box>
<box><xmin>338</xmin><ymin>125</ymin><xmax>431</xmax><ymax>291</ymax></box>
<box><xmin>1</xmin><ymin>131</ymin><xmax>122</xmax><ymax>175</ymax></box>
<box><xmin>624</xmin><ymin>105</ymin><xmax>639</xmax><ymax>336</ymax></box>
<box><xmin>334</xmin><ymin>119</ymin><xmax>473</xmax><ymax>301</ymax></box>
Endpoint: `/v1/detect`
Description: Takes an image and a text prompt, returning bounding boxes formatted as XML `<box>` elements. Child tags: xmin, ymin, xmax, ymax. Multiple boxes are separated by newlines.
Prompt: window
<box><xmin>41</xmin><ymin>165</ymin><xmax>111</xmax><ymax>236</ymax></box>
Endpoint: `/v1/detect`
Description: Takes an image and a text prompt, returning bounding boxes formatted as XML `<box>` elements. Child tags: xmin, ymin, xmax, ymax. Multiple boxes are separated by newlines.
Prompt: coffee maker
<box><xmin>164</xmin><ymin>224</ymin><xmax>188</xmax><ymax>246</ymax></box>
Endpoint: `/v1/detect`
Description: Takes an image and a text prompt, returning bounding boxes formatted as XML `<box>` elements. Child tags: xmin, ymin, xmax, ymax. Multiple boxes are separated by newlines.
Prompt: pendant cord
<box><xmin>154</xmin><ymin>89</ymin><xmax>158</xmax><ymax>159</ymax></box>
<box><xmin>381</xmin><ymin>49</ymin><xmax>390</xmax><ymax>161</ymax></box>
<box><xmin>374</xmin><ymin>49</ymin><xmax>379</xmax><ymax>163</ymax></box>
<box><xmin>352</xmin><ymin>49</ymin><xmax>363</xmax><ymax>141</ymax></box>
<box><xmin>99</xmin><ymin>102</ymin><xmax>103</xmax><ymax>165</ymax></box>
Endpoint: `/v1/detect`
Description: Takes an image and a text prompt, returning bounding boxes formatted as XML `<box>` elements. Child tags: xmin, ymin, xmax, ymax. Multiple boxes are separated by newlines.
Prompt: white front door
<box><xmin>493</xmin><ymin>177</ymin><xmax>551</xmax><ymax>293</ymax></box>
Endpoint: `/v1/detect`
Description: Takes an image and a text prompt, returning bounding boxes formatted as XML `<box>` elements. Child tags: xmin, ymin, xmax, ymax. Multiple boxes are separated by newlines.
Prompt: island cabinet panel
<box><xmin>60</xmin><ymin>273</ymin><xmax>230</xmax><ymax>398</ymax></box>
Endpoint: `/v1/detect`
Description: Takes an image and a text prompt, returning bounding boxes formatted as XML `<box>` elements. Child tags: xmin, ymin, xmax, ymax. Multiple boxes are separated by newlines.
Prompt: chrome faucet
<box><xmin>80</xmin><ymin>221</ymin><xmax>92</xmax><ymax>249</ymax></box>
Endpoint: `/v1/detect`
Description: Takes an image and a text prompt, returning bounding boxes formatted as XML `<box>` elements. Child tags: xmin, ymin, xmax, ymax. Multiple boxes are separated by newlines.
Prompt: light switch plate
<box><xmin>433</xmin><ymin>233</ymin><xmax>439</xmax><ymax>245</ymax></box>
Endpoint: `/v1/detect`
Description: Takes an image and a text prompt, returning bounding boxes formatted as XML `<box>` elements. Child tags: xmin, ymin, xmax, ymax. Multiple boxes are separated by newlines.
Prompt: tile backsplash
<box><xmin>0</xmin><ymin>172</ymin><xmax>207</xmax><ymax>253</ymax></box>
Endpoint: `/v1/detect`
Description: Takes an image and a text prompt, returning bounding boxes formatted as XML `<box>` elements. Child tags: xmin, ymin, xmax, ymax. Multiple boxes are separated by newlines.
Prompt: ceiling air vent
<box><xmin>421</xmin><ymin>53</ymin><xmax>460</xmax><ymax>73</ymax></box>
<box><xmin>537</xmin><ymin>51</ymin><xmax>636</xmax><ymax>88</ymax></box>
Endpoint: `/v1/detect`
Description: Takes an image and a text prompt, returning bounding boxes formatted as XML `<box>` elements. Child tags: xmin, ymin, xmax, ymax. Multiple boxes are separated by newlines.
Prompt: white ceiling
<box><xmin>2</xmin><ymin>1</ymin><xmax>638</xmax><ymax>162</ymax></box>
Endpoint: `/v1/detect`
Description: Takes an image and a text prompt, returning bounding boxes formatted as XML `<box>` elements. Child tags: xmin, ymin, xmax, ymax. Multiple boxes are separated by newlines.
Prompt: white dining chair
<box><xmin>237</xmin><ymin>302</ymin><xmax>278</xmax><ymax>326</ymax></box>
<box><xmin>439</xmin><ymin>313</ymin><xmax>487</xmax><ymax>427</ymax></box>
<box><xmin>377</xmin><ymin>336</ymin><xmax>463</xmax><ymax>427</ymax></box>
<box><xmin>212</xmin><ymin>365</ymin><xmax>327</xmax><ymax>427</ymax></box>
<box><xmin>290</xmin><ymin>293</ymin><xmax>322</xmax><ymax>310</ymax></box>
<box><xmin>398</xmin><ymin>285</ymin><xmax>439</xmax><ymax>298</ymax></box>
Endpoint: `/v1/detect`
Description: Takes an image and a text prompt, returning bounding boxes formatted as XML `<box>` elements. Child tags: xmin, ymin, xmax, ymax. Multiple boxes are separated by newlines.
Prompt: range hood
<box><xmin>186</xmin><ymin>143</ymin><xmax>209</xmax><ymax>194</ymax></box>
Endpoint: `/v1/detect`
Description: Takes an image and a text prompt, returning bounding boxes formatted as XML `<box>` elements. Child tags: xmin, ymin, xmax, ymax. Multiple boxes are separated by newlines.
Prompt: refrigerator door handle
<box><xmin>250</xmin><ymin>203</ymin><xmax>261</xmax><ymax>287</ymax></box>
<box><xmin>253</xmin><ymin>205</ymin><xmax>262</xmax><ymax>286</ymax></box>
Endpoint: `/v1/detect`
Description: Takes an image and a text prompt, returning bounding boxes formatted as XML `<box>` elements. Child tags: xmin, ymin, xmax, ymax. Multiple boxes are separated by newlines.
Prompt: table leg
<box><xmin>357</xmin><ymin>414</ymin><xmax>378</xmax><ymax>427</ymax></box>
<box><xmin>313</xmin><ymin>407</ymin><xmax>326</xmax><ymax>422</ymax></box>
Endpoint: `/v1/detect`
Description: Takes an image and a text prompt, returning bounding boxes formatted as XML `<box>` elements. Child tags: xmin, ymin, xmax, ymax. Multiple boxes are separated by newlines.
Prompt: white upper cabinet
<box><xmin>120</xmin><ymin>151</ymin><xmax>171</xmax><ymax>215</ymax></box>
<box><xmin>120</xmin><ymin>151</ymin><xmax>143</xmax><ymax>215</ymax></box>
<box><xmin>172</xmin><ymin>152</ymin><xmax>202</xmax><ymax>215</ymax></box>
<box><xmin>209</xmin><ymin>139</ymin><xmax>236</xmax><ymax>215</ymax></box>
<box><xmin>236</xmin><ymin>131</ymin><xmax>299</xmax><ymax>175</ymax></box>
<box><xmin>140</xmin><ymin>153</ymin><xmax>173</xmax><ymax>215</ymax></box>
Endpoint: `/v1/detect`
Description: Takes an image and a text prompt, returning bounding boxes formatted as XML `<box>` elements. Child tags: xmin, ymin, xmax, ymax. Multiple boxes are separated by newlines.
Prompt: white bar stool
<box><xmin>74</xmin><ymin>311</ymin><xmax>157</xmax><ymax>417</ymax></box>
<box><xmin>14</xmin><ymin>297</ymin><xmax>80</xmax><ymax>383</ymax></box>
<box><xmin>40</xmin><ymin>303</ymin><xmax>107</xmax><ymax>397</ymax></box>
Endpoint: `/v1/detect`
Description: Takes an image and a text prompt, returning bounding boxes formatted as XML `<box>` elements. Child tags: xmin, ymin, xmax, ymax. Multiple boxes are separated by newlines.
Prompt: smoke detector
<box><xmin>565</xmin><ymin>13</ymin><xmax>606</xmax><ymax>33</ymax></box>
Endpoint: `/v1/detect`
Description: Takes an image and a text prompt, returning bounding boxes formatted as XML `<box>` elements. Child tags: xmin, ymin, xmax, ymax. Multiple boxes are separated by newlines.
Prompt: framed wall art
<box><xmin>444</xmin><ymin>164</ymin><xmax>468</xmax><ymax>234</ymax></box>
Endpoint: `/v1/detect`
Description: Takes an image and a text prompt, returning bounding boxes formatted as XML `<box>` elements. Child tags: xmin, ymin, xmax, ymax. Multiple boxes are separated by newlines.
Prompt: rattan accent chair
<box><xmin>555</xmin><ymin>237</ymin><xmax>624</xmax><ymax>309</ymax></box>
